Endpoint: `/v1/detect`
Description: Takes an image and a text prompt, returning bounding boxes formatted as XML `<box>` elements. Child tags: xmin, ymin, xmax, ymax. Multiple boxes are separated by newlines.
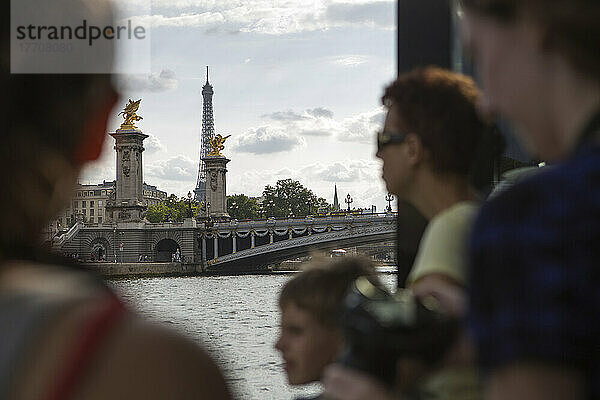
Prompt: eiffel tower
<box><xmin>194</xmin><ymin>66</ymin><xmax>215</xmax><ymax>202</ymax></box>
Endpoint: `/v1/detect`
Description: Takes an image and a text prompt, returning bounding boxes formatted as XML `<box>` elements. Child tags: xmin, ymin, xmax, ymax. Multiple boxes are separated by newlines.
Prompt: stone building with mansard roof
<box><xmin>46</xmin><ymin>180</ymin><xmax>167</xmax><ymax>237</ymax></box>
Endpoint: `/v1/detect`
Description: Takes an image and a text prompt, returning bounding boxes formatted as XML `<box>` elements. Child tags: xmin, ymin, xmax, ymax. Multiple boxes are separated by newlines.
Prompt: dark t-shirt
<box><xmin>468</xmin><ymin>143</ymin><xmax>600</xmax><ymax>396</ymax></box>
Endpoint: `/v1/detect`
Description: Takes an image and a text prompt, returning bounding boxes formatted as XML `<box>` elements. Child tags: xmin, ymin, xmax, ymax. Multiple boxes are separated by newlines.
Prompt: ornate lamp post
<box><xmin>267</xmin><ymin>200</ymin><xmax>274</xmax><ymax>217</ymax></box>
<box><xmin>187</xmin><ymin>191</ymin><xmax>193</xmax><ymax>218</ymax></box>
<box><xmin>385</xmin><ymin>193</ymin><xmax>394</xmax><ymax>212</ymax></box>
<box><xmin>305</xmin><ymin>200</ymin><xmax>312</xmax><ymax>216</ymax></box>
<box><xmin>119</xmin><ymin>231</ymin><xmax>125</xmax><ymax>263</ymax></box>
<box><xmin>230</xmin><ymin>201</ymin><xmax>239</xmax><ymax>218</ymax></box>
<box><xmin>203</xmin><ymin>200</ymin><xmax>213</xmax><ymax>228</ymax></box>
<box><xmin>258</xmin><ymin>204</ymin><xmax>264</xmax><ymax>218</ymax></box>
<box><xmin>345</xmin><ymin>194</ymin><xmax>353</xmax><ymax>211</ymax></box>
<box><xmin>113</xmin><ymin>227</ymin><xmax>117</xmax><ymax>263</ymax></box>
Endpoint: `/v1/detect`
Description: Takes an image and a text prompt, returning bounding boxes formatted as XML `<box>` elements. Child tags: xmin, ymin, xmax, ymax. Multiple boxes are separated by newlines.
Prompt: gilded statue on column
<box><xmin>208</xmin><ymin>134</ymin><xmax>231</xmax><ymax>157</ymax></box>
<box><xmin>118</xmin><ymin>99</ymin><xmax>143</xmax><ymax>129</ymax></box>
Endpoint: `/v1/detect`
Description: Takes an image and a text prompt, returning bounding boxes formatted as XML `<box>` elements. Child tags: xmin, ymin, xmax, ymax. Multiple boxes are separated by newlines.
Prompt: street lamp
<box><xmin>258</xmin><ymin>204</ymin><xmax>264</xmax><ymax>218</ymax></box>
<box><xmin>345</xmin><ymin>194</ymin><xmax>353</xmax><ymax>211</ymax></box>
<box><xmin>266</xmin><ymin>200</ymin><xmax>274</xmax><ymax>217</ymax></box>
<box><xmin>385</xmin><ymin>193</ymin><xmax>394</xmax><ymax>212</ymax></box>
<box><xmin>230</xmin><ymin>201</ymin><xmax>238</xmax><ymax>218</ymax></box>
<box><xmin>119</xmin><ymin>231</ymin><xmax>125</xmax><ymax>263</ymax></box>
<box><xmin>305</xmin><ymin>200</ymin><xmax>312</xmax><ymax>216</ymax></box>
<box><xmin>187</xmin><ymin>191</ymin><xmax>193</xmax><ymax>218</ymax></box>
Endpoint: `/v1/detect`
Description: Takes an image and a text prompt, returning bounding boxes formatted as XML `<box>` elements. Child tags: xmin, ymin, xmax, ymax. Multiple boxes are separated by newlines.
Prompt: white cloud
<box><xmin>116</xmin><ymin>69</ymin><xmax>179</xmax><ymax>92</ymax></box>
<box><xmin>127</xmin><ymin>0</ymin><xmax>394</xmax><ymax>34</ymax></box>
<box><xmin>333</xmin><ymin>55</ymin><xmax>369</xmax><ymax>66</ymax></box>
<box><xmin>340</xmin><ymin>107</ymin><xmax>386</xmax><ymax>142</ymax></box>
<box><xmin>130</xmin><ymin>12</ymin><xmax>225</xmax><ymax>28</ymax></box>
<box><xmin>325</xmin><ymin>1</ymin><xmax>395</xmax><ymax>29</ymax></box>
<box><xmin>258</xmin><ymin>107</ymin><xmax>340</xmax><ymax>138</ymax></box>
<box><xmin>145</xmin><ymin>154</ymin><xmax>197</xmax><ymax>181</ymax></box>
<box><xmin>79</xmin><ymin>162</ymin><xmax>115</xmax><ymax>186</ymax></box>
<box><xmin>232</xmin><ymin>126</ymin><xmax>306</xmax><ymax>154</ymax></box>
<box><xmin>262</xmin><ymin>110</ymin><xmax>308</xmax><ymax>122</ymax></box>
<box><xmin>255</xmin><ymin>105</ymin><xmax>384</xmax><ymax>142</ymax></box>
<box><xmin>144</xmin><ymin>134</ymin><xmax>166</xmax><ymax>154</ymax></box>
<box><xmin>301</xmin><ymin>160</ymin><xmax>380</xmax><ymax>182</ymax></box>
<box><xmin>306</xmin><ymin>107</ymin><xmax>334</xmax><ymax>119</ymax></box>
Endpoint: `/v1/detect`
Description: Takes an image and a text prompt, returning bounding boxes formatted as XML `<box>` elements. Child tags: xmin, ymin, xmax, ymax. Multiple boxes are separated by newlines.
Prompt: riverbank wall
<box><xmin>83</xmin><ymin>260</ymin><xmax>397</xmax><ymax>278</ymax></box>
<box><xmin>84</xmin><ymin>262</ymin><xmax>197</xmax><ymax>278</ymax></box>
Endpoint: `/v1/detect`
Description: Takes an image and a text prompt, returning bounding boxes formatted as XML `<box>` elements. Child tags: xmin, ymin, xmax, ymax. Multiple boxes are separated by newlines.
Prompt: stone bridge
<box><xmin>201</xmin><ymin>213</ymin><xmax>397</xmax><ymax>272</ymax></box>
<box><xmin>55</xmin><ymin>219</ymin><xmax>199</xmax><ymax>264</ymax></box>
<box><xmin>53</xmin><ymin>213</ymin><xmax>397</xmax><ymax>272</ymax></box>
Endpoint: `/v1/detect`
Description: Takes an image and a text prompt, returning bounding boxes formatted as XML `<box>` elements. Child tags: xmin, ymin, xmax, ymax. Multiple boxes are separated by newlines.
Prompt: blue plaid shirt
<box><xmin>468</xmin><ymin>143</ymin><xmax>600</xmax><ymax>396</ymax></box>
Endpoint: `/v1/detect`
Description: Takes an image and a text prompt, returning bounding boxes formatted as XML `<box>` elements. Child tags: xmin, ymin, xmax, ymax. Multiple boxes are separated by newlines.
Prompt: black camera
<box><xmin>337</xmin><ymin>277</ymin><xmax>461</xmax><ymax>388</ymax></box>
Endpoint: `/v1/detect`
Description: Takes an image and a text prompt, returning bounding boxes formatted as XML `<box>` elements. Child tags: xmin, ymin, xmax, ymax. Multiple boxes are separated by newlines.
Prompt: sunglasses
<box><xmin>376</xmin><ymin>130</ymin><xmax>408</xmax><ymax>152</ymax></box>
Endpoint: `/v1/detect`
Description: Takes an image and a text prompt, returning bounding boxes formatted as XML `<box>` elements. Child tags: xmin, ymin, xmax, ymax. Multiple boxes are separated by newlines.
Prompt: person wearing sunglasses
<box><xmin>324</xmin><ymin>66</ymin><xmax>495</xmax><ymax>400</ymax></box>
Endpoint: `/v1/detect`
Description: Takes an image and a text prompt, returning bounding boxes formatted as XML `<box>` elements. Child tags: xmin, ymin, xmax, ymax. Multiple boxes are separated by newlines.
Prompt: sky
<box><xmin>81</xmin><ymin>0</ymin><xmax>397</xmax><ymax>211</ymax></box>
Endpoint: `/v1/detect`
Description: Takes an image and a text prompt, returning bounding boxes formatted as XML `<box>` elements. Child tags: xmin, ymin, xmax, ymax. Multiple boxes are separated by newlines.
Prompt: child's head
<box><xmin>275</xmin><ymin>256</ymin><xmax>378</xmax><ymax>385</ymax></box>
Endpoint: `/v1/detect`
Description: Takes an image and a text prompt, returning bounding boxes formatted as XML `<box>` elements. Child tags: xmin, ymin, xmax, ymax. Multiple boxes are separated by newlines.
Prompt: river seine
<box><xmin>111</xmin><ymin>272</ymin><xmax>396</xmax><ymax>400</ymax></box>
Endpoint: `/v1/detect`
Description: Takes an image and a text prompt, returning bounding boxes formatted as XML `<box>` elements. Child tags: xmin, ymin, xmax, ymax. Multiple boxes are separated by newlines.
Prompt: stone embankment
<box><xmin>83</xmin><ymin>262</ymin><xmax>197</xmax><ymax>278</ymax></box>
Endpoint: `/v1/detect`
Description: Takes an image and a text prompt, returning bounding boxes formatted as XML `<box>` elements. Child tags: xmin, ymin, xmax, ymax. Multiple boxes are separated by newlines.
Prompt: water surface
<box><xmin>112</xmin><ymin>273</ymin><xmax>395</xmax><ymax>399</ymax></box>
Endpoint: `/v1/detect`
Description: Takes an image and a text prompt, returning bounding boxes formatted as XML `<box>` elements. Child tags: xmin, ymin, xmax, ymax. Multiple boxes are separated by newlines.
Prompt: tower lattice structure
<box><xmin>194</xmin><ymin>66</ymin><xmax>216</xmax><ymax>202</ymax></box>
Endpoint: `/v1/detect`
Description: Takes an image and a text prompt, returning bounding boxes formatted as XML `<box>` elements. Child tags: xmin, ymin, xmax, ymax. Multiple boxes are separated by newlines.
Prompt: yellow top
<box><xmin>407</xmin><ymin>201</ymin><xmax>482</xmax><ymax>400</ymax></box>
<box><xmin>118</xmin><ymin>98</ymin><xmax>143</xmax><ymax>129</ymax></box>
<box><xmin>407</xmin><ymin>201</ymin><xmax>479</xmax><ymax>287</ymax></box>
<box><xmin>208</xmin><ymin>134</ymin><xmax>231</xmax><ymax>157</ymax></box>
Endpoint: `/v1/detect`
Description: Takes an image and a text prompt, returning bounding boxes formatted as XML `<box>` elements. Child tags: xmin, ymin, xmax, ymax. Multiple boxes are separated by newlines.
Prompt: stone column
<box><xmin>251</xmin><ymin>232</ymin><xmax>255</xmax><ymax>249</ymax></box>
<box><xmin>214</xmin><ymin>236</ymin><xmax>219</xmax><ymax>258</ymax></box>
<box><xmin>105</xmin><ymin>127</ymin><xmax>149</xmax><ymax>222</ymax></box>
<box><xmin>202</xmin><ymin>237</ymin><xmax>207</xmax><ymax>261</ymax></box>
<box><xmin>202</xmin><ymin>155</ymin><xmax>230</xmax><ymax>220</ymax></box>
<box><xmin>232</xmin><ymin>234</ymin><xmax>237</xmax><ymax>254</ymax></box>
<box><xmin>269</xmin><ymin>232</ymin><xmax>274</xmax><ymax>244</ymax></box>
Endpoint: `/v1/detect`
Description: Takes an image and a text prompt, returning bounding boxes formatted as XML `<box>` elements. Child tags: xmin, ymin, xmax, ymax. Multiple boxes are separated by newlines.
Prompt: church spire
<box><xmin>333</xmin><ymin>184</ymin><xmax>340</xmax><ymax>211</ymax></box>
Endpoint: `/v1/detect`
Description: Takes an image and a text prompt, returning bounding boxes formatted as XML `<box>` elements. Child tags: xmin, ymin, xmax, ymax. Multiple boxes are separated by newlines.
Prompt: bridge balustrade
<box><xmin>199</xmin><ymin>213</ymin><xmax>397</xmax><ymax>268</ymax></box>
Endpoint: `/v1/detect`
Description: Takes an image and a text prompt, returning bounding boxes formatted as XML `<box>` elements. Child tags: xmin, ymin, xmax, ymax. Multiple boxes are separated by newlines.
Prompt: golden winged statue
<box><xmin>118</xmin><ymin>99</ymin><xmax>143</xmax><ymax>128</ymax></box>
<box><xmin>208</xmin><ymin>134</ymin><xmax>231</xmax><ymax>157</ymax></box>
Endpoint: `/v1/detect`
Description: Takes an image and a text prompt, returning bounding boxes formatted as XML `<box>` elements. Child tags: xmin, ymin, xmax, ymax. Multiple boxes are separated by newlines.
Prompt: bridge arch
<box><xmin>155</xmin><ymin>238</ymin><xmax>181</xmax><ymax>262</ymax></box>
<box><xmin>88</xmin><ymin>237</ymin><xmax>110</xmax><ymax>261</ymax></box>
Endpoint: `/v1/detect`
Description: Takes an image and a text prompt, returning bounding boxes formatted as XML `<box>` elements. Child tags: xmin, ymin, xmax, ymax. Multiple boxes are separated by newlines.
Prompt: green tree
<box><xmin>227</xmin><ymin>194</ymin><xmax>259</xmax><ymax>219</ymax></box>
<box><xmin>262</xmin><ymin>179</ymin><xmax>331</xmax><ymax>217</ymax></box>
<box><xmin>146</xmin><ymin>194</ymin><xmax>199</xmax><ymax>223</ymax></box>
